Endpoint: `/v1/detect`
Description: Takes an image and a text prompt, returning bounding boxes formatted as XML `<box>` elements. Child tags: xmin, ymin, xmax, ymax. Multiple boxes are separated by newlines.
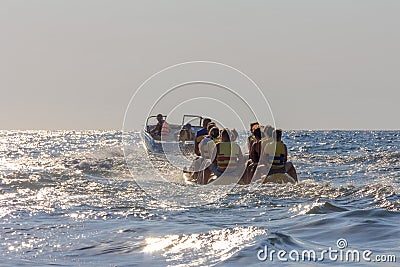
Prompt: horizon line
<box><xmin>0</xmin><ymin>128</ymin><xmax>399</xmax><ymax>132</ymax></box>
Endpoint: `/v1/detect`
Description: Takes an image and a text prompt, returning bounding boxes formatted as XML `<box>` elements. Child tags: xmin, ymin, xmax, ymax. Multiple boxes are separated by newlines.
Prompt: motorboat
<box><xmin>141</xmin><ymin>114</ymin><xmax>203</xmax><ymax>153</ymax></box>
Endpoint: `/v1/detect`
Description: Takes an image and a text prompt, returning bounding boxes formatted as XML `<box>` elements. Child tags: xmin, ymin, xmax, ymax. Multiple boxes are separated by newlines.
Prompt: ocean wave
<box><xmin>142</xmin><ymin>226</ymin><xmax>266</xmax><ymax>266</ymax></box>
<box><xmin>1</xmin><ymin>130</ymin><xmax>399</xmax><ymax>266</ymax></box>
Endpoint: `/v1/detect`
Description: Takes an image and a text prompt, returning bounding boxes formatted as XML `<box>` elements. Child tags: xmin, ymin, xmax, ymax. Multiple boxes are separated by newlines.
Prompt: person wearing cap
<box><xmin>179</xmin><ymin>123</ymin><xmax>194</xmax><ymax>142</ymax></box>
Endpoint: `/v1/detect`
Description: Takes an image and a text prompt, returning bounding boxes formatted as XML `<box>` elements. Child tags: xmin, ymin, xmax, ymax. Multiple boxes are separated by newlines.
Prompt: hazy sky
<box><xmin>1</xmin><ymin>0</ymin><xmax>399</xmax><ymax>130</ymax></box>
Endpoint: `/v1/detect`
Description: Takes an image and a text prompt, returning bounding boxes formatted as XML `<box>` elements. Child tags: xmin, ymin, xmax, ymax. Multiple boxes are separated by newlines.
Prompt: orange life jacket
<box><xmin>161</xmin><ymin>121</ymin><xmax>170</xmax><ymax>135</ymax></box>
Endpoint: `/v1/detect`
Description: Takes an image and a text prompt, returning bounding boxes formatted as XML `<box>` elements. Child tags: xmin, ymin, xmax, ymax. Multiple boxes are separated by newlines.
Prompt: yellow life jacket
<box><xmin>196</xmin><ymin>135</ymin><xmax>206</xmax><ymax>144</ymax></box>
<box><xmin>161</xmin><ymin>121</ymin><xmax>170</xmax><ymax>135</ymax></box>
<box><xmin>217</xmin><ymin>142</ymin><xmax>240</xmax><ymax>171</ymax></box>
<box><xmin>263</xmin><ymin>141</ymin><xmax>286</xmax><ymax>169</ymax></box>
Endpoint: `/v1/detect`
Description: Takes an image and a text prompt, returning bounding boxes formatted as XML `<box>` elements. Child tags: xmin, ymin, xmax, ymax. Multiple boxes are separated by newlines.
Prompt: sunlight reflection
<box><xmin>143</xmin><ymin>235</ymin><xmax>180</xmax><ymax>253</ymax></box>
<box><xmin>142</xmin><ymin>227</ymin><xmax>266</xmax><ymax>266</ymax></box>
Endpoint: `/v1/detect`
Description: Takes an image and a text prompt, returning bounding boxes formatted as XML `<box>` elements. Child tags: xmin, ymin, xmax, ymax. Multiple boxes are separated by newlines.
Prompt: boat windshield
<box><xmin>182</xmin><ymin>115</ymin><xmax>202</xmax><ymax>128</ymax></box>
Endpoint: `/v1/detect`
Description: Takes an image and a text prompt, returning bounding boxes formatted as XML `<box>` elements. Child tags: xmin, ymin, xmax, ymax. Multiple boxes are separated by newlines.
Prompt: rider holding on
<box><xmin>199</xmin><ymin>127</ymin><xmax>220</xmax><ymax>161</ymax></box>
<box><xmin>241</xmin><ymin>127</ymin><xmax>262</xmax><ymax>184</ymax></box>
<box><xmin>196</xmin><ymin>127</ymin><xmax>220</xmax><ymax>184</ymax></box>
<box><xmin>212</xmin><ymin>129</ymin><xmax>244</xmax><ymax>177</ymax></box>
<box><xmin>260</xmin><ymin>129</ymin><xmax>298</xmax><ymax>182</ymax></box>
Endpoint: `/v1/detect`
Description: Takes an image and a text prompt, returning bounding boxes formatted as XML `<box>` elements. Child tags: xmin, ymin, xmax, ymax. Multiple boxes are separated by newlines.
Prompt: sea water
<box><xmin>0</xmin><ymin>130</ymin><xmax>399</xmax><ymax>266</ymax></box>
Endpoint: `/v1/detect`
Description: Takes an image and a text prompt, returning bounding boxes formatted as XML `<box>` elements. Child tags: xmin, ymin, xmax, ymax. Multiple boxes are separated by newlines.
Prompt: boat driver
<box><xmin>150</xmin><ymin>114</ymin><xmax>170</xmax><ymax>140</ymax></box>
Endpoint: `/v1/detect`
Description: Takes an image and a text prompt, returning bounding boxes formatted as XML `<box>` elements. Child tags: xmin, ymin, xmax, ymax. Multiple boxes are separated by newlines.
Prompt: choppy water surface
<box><xmin>0</xmin><ymin>130</ymin><xmax>399</xmax><ymax>266</ymax></box>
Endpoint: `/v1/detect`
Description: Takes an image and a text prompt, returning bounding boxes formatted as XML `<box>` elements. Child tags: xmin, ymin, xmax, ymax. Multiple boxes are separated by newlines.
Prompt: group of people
<box><xmin>150</xmin><ymin>114</ymin><xmax>298</xmax><ymax>184</ymax></box>
<box><xmin>187</xmin><ymin>119</ymin><xmax>298</xmax><ymax>184</ymax></box>
<box><xmin>149</xmin><ymin>113</ymin><xmax>196</xmax><ymax>143</ymax></box>
<box><xmin>244</xmin><ymin>122</ymin><xmax>298</xmax><ymax>183</ymax></box>
<box><xmin>186</xmin><ymin>118</ymin><xmax>244</xmax><ymax>184</ymax></box>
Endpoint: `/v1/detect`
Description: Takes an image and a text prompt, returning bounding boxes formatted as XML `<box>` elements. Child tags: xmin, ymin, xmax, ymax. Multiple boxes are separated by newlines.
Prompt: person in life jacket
<box><xmin>197</xmin><ymin>122</ymin><xmax>217</xmax><ymax>151</ymax></box>
<box><xmin>260</xmin><ymin>125</ymin><xmax>274</xmax><ymax>152</ymax></box>
<box><xmin>208</xmin><ymin>122</ymin><xmax>221</xmax><ymax>143</ymax></box>
<box><xmin>150</xmin><ymin>114</ymin><xmax>170</xmax><ymax>140</ymax></box>
<box><xmin>195</xmin><ymin>118</ymin><xmax>212</xmax><ymax>156</ymax></box>
<box><xmin>247</xmin><ymin>122</ymin><xmax>260</xmax><ymax>151</ymax></box>
<box><xmin>230</xmin><ymin>129</ymin><xmax>239</xmax><ymax>142</ymax></box>
<box><xmin>212</xmin><ymin>129</ymin><xmax>243</xmax><ymax>177</ymax></box>
<box><xmin>261</xmin><ymin>129</ymin><xmax>298</xmax><ymax>182</ymax></box>
<box><xmin>240</xmin><ymin>127</ymin><xmax>262</xmax><ymax>184</ymax></box>
<box><xmin>199</xmin><ymin>127</ymin><xmax>220</xmax><ymax>161</ymax></box>
<box><xmin>179</xmin><ymin>123</ymin><xmax>194</xmax><ymax>142</ymax></box>
<box><xmin>195</xmin><ymin>127</ymin><xmax>220</xmax><ymax>184</ymax></box>
<box><xmin>240</xmin><ymin>125</ymin><xmax>269</xmax><ymax>184</ymax></box>
<box><xmin>185</xmin><ymin>124</ymin><xmax>218</xmax><ymax>183</ymax></box>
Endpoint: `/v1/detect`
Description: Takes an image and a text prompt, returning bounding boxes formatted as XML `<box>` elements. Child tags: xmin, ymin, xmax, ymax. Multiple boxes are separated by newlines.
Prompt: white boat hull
<box><xmin>141</xmin><ymin>130</ymin><xmax>194</xmax><ymax>154</ymax></box>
